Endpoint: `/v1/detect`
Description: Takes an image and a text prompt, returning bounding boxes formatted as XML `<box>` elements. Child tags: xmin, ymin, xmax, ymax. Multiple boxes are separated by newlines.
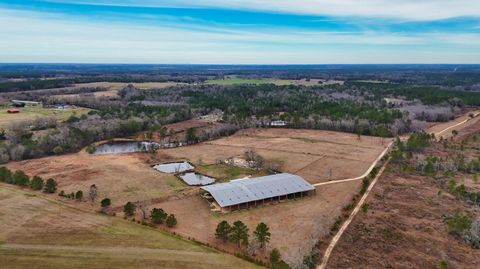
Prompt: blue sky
<box><xmin>1</xmin><ymin>0</ymin><xmax>480</xmax><ymax>64</ymax></box>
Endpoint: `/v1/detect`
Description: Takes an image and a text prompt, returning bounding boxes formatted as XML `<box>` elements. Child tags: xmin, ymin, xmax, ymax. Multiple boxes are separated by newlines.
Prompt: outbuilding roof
<box><xmin>201</xmin><ymin>173</ymin><xmax>314</xmax><ymax>207</ymax></box>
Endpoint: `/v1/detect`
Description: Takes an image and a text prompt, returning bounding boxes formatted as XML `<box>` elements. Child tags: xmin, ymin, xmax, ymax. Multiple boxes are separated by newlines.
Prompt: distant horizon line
<box><xmin>1</xmin><ymin>63</ymin><xmax>480</xmax><ymax>66</ymax></box>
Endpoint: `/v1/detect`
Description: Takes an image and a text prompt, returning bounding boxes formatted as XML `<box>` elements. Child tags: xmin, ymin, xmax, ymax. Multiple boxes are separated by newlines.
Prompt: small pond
<box><xmin>153</xmin><ymin>161</ymin><xmax>194</xmax><ymax>173</ymax></box>
<box><xmin>178</xmin><ymin>172</ymin><xmax>215</xmax><ymax>186</ymax></box>
<box><xmin>94</xmin><ymin>141</ymin><xmax>160</xmax><ymax>155</ymax></box>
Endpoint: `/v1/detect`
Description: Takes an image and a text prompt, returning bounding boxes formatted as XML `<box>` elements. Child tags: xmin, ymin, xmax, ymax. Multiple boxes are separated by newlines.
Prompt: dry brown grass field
<box><xmin>74</xmin><ymin>81</ymin><xmax>185</xmax><ymax>90</ymax></box>
<box><xmin>6</xmin><ymin>151</ymin><xmax>182</xmax><ymax>208</ymax></box>
<box><xmin>165</xmin><ymin>128</ymin><xmax>390</xmax><ymax>183</ymax></box>
<box><xmin>51</xmin><ymin>82</ymin><xmax>186</xmax><ymax>100</ymax></box>
<box><xmin>0</xmin><ymin>185</ymin><xmax>263</xmax><ymax>269</ymax></box>
<box><xmin>3</xmin><ymin>128</ymin><xmax>391</xmax><ymax>267</ymax></box>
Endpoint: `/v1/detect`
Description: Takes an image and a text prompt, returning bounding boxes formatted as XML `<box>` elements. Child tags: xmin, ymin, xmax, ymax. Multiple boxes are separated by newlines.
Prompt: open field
<box><xmin>5</xmin><ymin>151</ymin><xmax>180</xmax><ymax>208</ymax></box>
<box><xmin>152</xmin><ymin>129</ymin><xmax>389</xmax><ymax>266</ymax></box>
<box><xmin>51</xmin><ymin>81</ymin><xmax>186</xmax><ymax>100</ymax></box>
<box><xmin>4</xmin><ymin>128</ymin><xmax>384</xmax><ymax>205</ymax></box>
<box><xmin>0</xmin><ymin>185</ymin><xmax>262</xmax><ymax>269</ymax></box>
<box><xmin>164</xmin><ymin>128</ymin><xmax>390</xmax><ymax>183</ymax></box>
<box><xmin>205</xmin><ymin>77</ymin><xmax>343</xmax><ymax>86</ymax></box>
<box><xmin>0</xmin><ymin>106</ymin><xmax>92</xmax><ymax>129</ymax></box>
<box><xmin>3</xmin><ymin>128</ymin><xmax>387</xmax><ymax>267</ymax></box>
<box><xmin>74</xmin><ymin>81</ymin><xmax>185</xmax><ymax>90</ymax></box>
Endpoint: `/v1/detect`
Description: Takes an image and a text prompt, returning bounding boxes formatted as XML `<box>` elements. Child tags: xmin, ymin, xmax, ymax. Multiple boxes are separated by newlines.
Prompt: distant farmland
<box><xmin>205</xmin><ymin>76</ymin><xmax>342</xmax><ymax>86</ymax></box>
<box><xmin>0</xmin><ymin>106</ymin><xmax>92</xmax><ymax>129</ymax></box>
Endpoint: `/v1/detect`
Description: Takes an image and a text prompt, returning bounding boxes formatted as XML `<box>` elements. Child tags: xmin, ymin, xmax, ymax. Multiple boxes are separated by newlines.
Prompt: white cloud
<box><xmin>46</xmin><ymin>0</ymin><xmax>480</xmax><ymax>21</ymax></box>
<box><xmin>1</xmin><ymin>8</ymin><xmax>480</xmax><ymax>63</ymax></box>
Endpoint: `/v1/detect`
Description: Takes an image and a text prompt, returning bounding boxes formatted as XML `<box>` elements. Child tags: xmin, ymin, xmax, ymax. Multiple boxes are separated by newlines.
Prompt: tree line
<box><xmin>215</xmin><ymin>220</ymin><xmax>290</xmax><ymax>269</ymax></box>
<box><xmin>123</xmin><ymin>202</ymin><xmax>177</xmax><ymax>228</ymax></box>
<box><xmin>0</xmin><ymin>167</ymin><xmax>57</xmax><ymax>193</ymax></box>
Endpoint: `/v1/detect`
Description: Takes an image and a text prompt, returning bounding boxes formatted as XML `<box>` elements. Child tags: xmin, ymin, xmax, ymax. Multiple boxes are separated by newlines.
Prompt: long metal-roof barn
<box><xmin>201</xmin><ymin>173</ymin><xmax>315</xmax><ymax>212</ymax></box>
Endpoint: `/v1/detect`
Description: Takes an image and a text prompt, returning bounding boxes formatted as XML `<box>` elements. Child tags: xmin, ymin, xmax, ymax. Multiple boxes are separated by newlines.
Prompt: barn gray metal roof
<box><xmin>201</xmin><ymin>173</ymin><xmax>314</xmax><ymax>207</ymax></box>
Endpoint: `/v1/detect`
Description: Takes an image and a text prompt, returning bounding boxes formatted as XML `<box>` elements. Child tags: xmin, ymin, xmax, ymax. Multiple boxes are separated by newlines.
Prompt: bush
<box><xmin>13</xmin><ymin>170</ymin><xmax>30</xmax><ymax>186</ymax></box>
<box><xmin>439</xmin><ymin>260</ymin><xmax>448</xmax><ymax>269</ymax></box>
<box><xmin>124</xmin><ymin>201</ymin><xmax>136</xmax><ymax>216</ymax></box>
<box><xmin>75</xmin><ymin>190</ymin><xmax>83</xmax><ymax>201</ymax></box>
<box><xmin>270</xmin><ymin>248</ymin><xmax>281</xmax><ymax>264</ymax></box>
<box><xmin>444</xmin><ymin>210</ymin><xmax>472</xmax><ymax>236</ymax></box>
<box><xmin>151</xmin><ymin>208</ymin><xmax>167</xmax><ymax>224</ymax></box>
<box><xmin>101</xmin><ymin>198</ymin><xmax>111</xmax><ymax>208</ymax></box>
<box><xmin>0</xmin><ymin>167</ymin><xmax>13</xmax><ymax>183</ymax></box>
<box><xmin>360</xmin><ymin>178</ymin><xmax>370</xmax><ymax>195</ymax></box>
<box><xmin>52</xmin><ymin>146</ymin><xmax>64</xmax><ymax>155</ymax></box>
<box><xmin>464</xmin><ymin>218</ymin><xmax>480</xmax><ymax>249</ymax></box>
<box><xmin>166</xmin><ymin>214</ymin><xmax>177</xmax><ymax>228</ymax></box>
<box><xmin>272</xmin><ymin>261</ymin><xmax>291</xmax><ymax>269</ymax></box>
<box><xmin>86</xmin><ymin>144</ymin><xmax>97</xmax><ymax>154</ymax></box>
<box><xmin>361</xmin><ymin>203</ymin><xmax>369</xmax><ymax>213</ymax></box>
<box><xmin>303</xmin><ymin>251</ymin><xmax>320</xmax><ymax>269</ymax></box>
<box><xmin>30</xmin><ymin>176</ymin><xmax>44</xmax><ymax>190</ymax></box>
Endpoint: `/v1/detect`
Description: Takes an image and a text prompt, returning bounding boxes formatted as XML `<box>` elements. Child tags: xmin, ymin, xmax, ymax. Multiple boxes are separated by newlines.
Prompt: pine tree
<box><xmin>230</xmin><ymin>220</ymin><xmax>249</xmax><ymax>248</ymax></box>
<box><xmin>30</xmin><ymin>176</ymin><xmax>44</xmax><ymax>190</ymax></box>
<box><xmin>215</xmin><ymin>220</ymin><xmax>231</xmax><ymax>243</ymax></box>
<box><xmin>253</xmin><ymin>222</ymin><xmax>271</xmax><ymax>249</ymax></box>
<box><xmin>44</xmin><ymin>178</ymin><xmax>57</xmax><ymax>193</ymax></box>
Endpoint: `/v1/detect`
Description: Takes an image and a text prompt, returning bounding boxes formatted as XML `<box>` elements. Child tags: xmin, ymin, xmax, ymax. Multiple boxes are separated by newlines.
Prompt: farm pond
<box><xmin>153</xmin><ymin>161</ymin><xmax>194</xmax><ymax>173</ymax></box>
<box><xmin>93</xmin><ymin>141</ymin><xmax>160</xmax><ymax>154</ymax></box>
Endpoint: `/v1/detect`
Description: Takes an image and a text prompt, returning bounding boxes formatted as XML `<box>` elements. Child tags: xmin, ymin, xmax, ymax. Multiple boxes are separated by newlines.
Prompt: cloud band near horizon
<box><xmin>0</xmin><ymin>0</ymin><xmax>479</xmax><ymax>64</ymax></box>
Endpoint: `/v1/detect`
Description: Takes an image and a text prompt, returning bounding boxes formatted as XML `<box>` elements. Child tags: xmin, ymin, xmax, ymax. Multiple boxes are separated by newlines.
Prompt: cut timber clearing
<box><xmin>317</xmin><ymin>111</ymin><xmax>479</xmax><ymax>269</ymax></box>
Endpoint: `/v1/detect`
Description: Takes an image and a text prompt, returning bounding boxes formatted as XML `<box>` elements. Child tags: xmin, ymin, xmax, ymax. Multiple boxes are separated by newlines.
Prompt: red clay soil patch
<box><xmin>326</xmin><ymin>172</ymin><xmax>480</xmax><ymax>269</ymax></box>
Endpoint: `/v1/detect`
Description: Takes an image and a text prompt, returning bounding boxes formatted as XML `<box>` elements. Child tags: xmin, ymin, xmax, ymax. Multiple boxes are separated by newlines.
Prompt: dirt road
<box><xmin>313</xmin><ymin>141</ymin><xmax>393</xmax><ymax>187</ymax></box>
<box><xmin>432</xmin><ymin>111</ymin><xmax>480</xmax><ymax>139</ymax></box>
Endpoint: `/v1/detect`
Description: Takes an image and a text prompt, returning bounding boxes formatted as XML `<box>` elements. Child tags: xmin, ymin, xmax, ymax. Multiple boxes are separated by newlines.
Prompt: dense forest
<box><xmin>0</xmin><ymin>64</ymin><xmax>479</xmax><ymax>162</ymax></box>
